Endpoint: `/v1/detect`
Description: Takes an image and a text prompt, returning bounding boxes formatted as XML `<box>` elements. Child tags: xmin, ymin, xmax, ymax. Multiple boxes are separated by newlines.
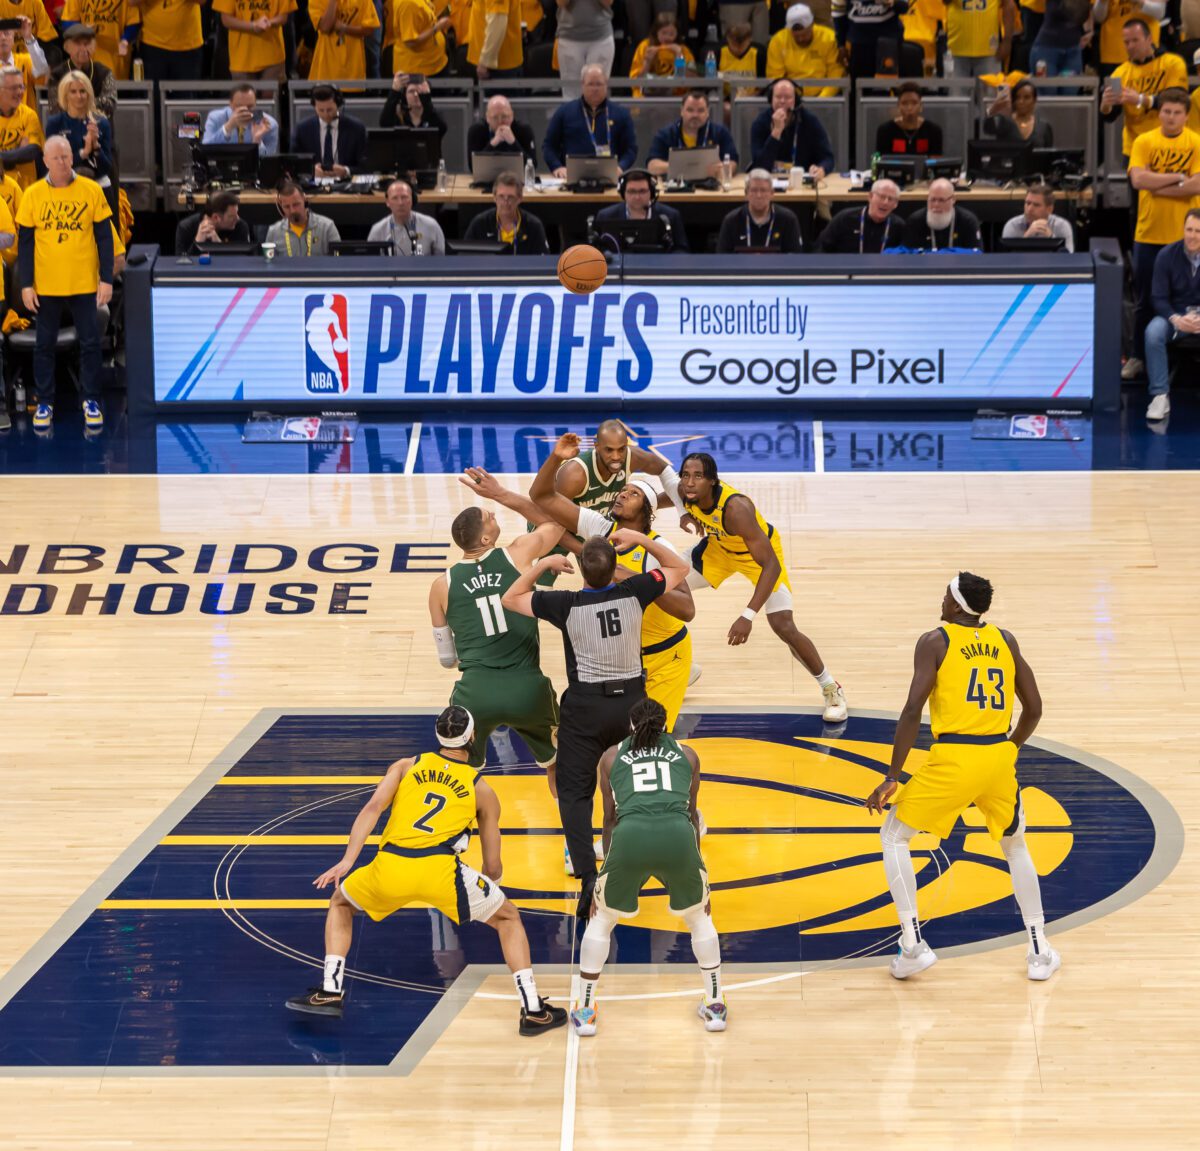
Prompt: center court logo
<box><xmin>304</xmin><ymin>293</ymin><xmax>350</xmax><ymax>394</ymax></box>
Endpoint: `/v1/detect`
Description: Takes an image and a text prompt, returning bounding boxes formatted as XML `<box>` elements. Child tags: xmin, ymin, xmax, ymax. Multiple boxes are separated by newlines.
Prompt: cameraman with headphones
<box><xmin>593</xmin><ymin>169</ymin><xmax>689</xmax><ymax>252</ymax></box>
<box><xmin>264</xmin><ymin>180</ymin><xmax>341</xmax><ymax>257</ymax></box>
<box><xmin>367</xmin><ymin>177</ymin><xmax>446</xmax><ymax>256</ymax></box>
<box><xmin>292</xmin><ymin>85</ymin><xmax>368</xmax><ymax>180</ymax></box>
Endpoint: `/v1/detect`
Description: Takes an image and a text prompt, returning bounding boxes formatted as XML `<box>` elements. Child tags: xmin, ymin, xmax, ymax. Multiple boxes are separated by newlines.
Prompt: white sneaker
<box><xmin>697</xmin><ymin>997</ymin><xmax>727</xmax><ymax>1032</ymax></box>
<box><xmin>564</xmin><ymin>844</ymin><xmax>574</xmax><ymax>875</ymax></box>
<box><xmin>1121</xmin><ymin>357</ymin><xmax>1145</xmax><ymax>380</ymax></box>
<box><xmin>890</xmin><ymin>940</ymin><xmax>938</xmax><ymax>980</ymax></box>
<box><xmin>1146</xmin><ymin>394</ymin><xmax>1170</xmax><ymax>421</ymax></box>
<box><xmin>688</xmin><ymin>661</ymin><xmax>702</xmax><ymax>686</ymax></box>
<box><xmin>821</xmin><ymin>682</ymin><xmax>848</xmax><ymax>723</ymax></box>
<box><xmin>697</xmin><ymin>809</ymin><xmax>708</xmax><ymax>838</ymax></box>
<box><xmin>1027</xmin><ymin>946</ymin><xmax>1061</xmax><ymax>982</ymax></box>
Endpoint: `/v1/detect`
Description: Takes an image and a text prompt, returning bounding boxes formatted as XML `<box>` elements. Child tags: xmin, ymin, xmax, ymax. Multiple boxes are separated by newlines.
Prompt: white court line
<box><xmin>403</xmin><ymin>422</ymin><xmax>422</xmax><ymax>475</ymax></box>
<box><xmin>560</xmin><ymin>972</ymin><xmax>581</xmax><ymax>1151</ymax></box>
<box><xmin>812</xmin><ymin>420</ymin><xmax>824</xmax><ymax>474</ymax></box>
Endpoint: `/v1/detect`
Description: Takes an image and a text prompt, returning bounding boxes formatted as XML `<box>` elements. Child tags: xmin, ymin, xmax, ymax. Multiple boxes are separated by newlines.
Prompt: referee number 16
<box><xmin>632</xmin><ymin>761</ymin><xmax>673</xmax><ymax>792</ymax></box>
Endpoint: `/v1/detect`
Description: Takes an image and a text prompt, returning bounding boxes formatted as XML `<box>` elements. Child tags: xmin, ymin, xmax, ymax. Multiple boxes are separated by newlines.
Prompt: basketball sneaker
<box><xmin>890</xmin><ymin>940</ymin><xmax>938</xmax><ymax>980</ymax></box>
<box><xmin>1146</xmin><ymin>394</ymin><xmax>1170</xmax><ymax>421</ymax></box>
<box><xmin>697</xmin><ymin>809</ymin><xmax>708</xmax><ymax>838</ymax></box>
<box><xmin>822</xmin><ymin>682</ymin><xmax>848</xmax><ymax>723</ymax></box>
<box><xmin>1026</xmin><ymin>946</ymin><xmax>1062</xmax><ymax>982</ymax></box>
<box><xmin>82</xmin><ymin>400</ymin><xmax>103</xmax><ymax>430</ymax></box>
<box><xmin>570</xmin><ymin>1004</ymin><xmax>598</xmax><ymax>1037</ymax></box>
<box><xmin>33</xmin><ymin>404</ymin><xmax>52</xmax><ymax>430</ymax></box>
<box><xmin>285</xmin><ymin>986</ymin><xmax>345</xmax><ymax>1018</ymax></box>
<box><xmin>1120</xmin><ymin>357</ymin><xmax>1145</xmax><ymax>380</ymax></box>
<box><xmin>697</xmin><ymin>997</ymin><xmax>728</xmax><ymax>1032</ymax></box>
<box><xmin>688</xmin><ymin>661</ymin><xmax>702</xmax><ymax>686</ymax></box>
<box><xmin>519</xmin><ymin>998</ymin><xmax>568</xmax><ymax>1036</ymax></box>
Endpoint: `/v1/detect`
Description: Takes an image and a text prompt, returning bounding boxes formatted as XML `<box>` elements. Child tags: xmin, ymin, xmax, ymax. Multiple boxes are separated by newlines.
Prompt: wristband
<box><xmin>741</xmin><ymin>607</ymin><xmax>757</xmax><ymax>621</ymax></box>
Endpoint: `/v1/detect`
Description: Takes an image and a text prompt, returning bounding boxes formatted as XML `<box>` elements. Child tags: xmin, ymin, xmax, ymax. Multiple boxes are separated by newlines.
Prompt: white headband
<box><xmin>438</xmin><ymin>712</ymin><xmax>475</xmax><ymax>748</ymax></box>
<box><xmin>948</xmin><ymin>575</ymin><xmax>978</xmax><ymax>616</ymax></box>
<box><xmin>627</xmin><ymin>476</ymin><xmax>658</xmax><ymax>508</ymax></box>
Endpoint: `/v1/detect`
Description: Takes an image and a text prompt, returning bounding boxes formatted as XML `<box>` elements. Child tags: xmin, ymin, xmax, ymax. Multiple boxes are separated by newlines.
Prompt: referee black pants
<box><xmin>557</xmin><ymin>677</ymin><xmax>645</xmax><ymax>881</ymax></box>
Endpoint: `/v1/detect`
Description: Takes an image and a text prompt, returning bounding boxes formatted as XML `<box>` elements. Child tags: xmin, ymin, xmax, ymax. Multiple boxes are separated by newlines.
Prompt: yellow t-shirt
<box><xmin>214</xmin><ymin>0</ymin><xmax>298</xmax><ymax>73</ymax></box>
<box><xmin>391</xmin><ymin>0</ymin><xmax>448</xmax><ymax>74</ymax></box>
<box><xmin>719</xmin><ymin>43</ymin><xmax>760</xmax><ymax>99</ymax></box>
<box><xmin>0</xmin><ymin>52</ymin><xmax>38</xmax><ymax>114</ymax></box>
<box><xmin>629</xmin><ymin>39</ymin><xmax>696</xmax><ymax>97</ymax></box>
<box><xmin>1189</xmin><ymin>87</ymin><xmax>1200</xmax><ymax>138</ymax></box>
<box><xmin>764</xmin><ymin>25</ymin><xmax>842</xmax><ymax>97</ymax></box>
<box><xmin>467</xmin><ymin>0</ymin><xmax>522</xmax><ymax>70</ymax></box>
<box><xmin>0</xmin><ymin>103</ymin><xmax>44</xmax><ymax>188</ymax></box>
<box><xmin>61</xmin><ymin>0</ymin><xmax>141</xmax><ymax>72</ymax></box>
<box><xmin>0</xmin><ymin>173</ymin><xmax>21</xmax><ymax>265</ymax></box>
<box><xmin>945</xmin><ymin>0</ymin><xmax>1002</xmax><ymax>58</ymax></box>
<box><xmin>903</xmin><ymin>0</ymin><xmax>947</xmax><ymax>60</ymax></box>
<box><xmin>1128</xmin><ymin>126</ymin><xmax>1200</xmax><ymax>245</ymax></box>
<box><xmin>16</xmin><ymin>174</ymin><xmax>114</xmax><ymax>296</ymax></box>
<box><xmin>0</xmin><ymin>0</ymin><xmax>56</xmax><ymax>42</ymax></box>
<box><xmin>139</xmin><ymin>0</ymin><xmax>204</xmax><ymax>51</ymax></box>
<box><xmin>1113</xmin><ymin>52</ymin><xmax>1189</xmax><ymax>155</ymax></box>
<box><xmin>1099</xmin><ymin>0</ymin><xmax>1161</xmax><ymax>66</ymax></box>
<box><xmin>309</xmin><ymin>0</ymin><xmax>380</xmax><ymax>80</ymax></box>
<box><xmin>448</xmin><ymin>0</ymin><xmax>470</xmax><ymax>44</ymax></box>
<box><xmin>521</xmin><ymin>0</ymin><xmax>541</xmax><ymax>33</ymax></box>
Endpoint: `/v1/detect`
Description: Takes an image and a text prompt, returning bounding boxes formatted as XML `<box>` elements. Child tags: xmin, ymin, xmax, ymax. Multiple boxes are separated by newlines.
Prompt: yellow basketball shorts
<box><xmin>340</xmin><ymin>849</ymin><xmax>505</xmax><ymax>924</ymax></box>
<box><xmin>689</xmin><ymin>533</ymin><xmax>792</xmax><ymax>610</ymax></box>
<box><xmin>893</xmin><ymin>738</ymin><xmax>1022</xmax><ymax>841</ymax></box>
<box><xmin>642</xmin><ymin>629</ymin><xmax>692</xmax><ymax>731</ymax></box>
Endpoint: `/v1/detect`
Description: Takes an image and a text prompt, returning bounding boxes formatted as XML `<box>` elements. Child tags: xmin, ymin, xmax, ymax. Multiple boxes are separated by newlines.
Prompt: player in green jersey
<box><xmin>569</xmin><ymin>698</ymin><xmax>728</xmax><ymax>1037</ymax></box>
<box><xmin>428</xmin><ymin>493</ymin><xmax>564</xmax><ymax>787</ymax></box>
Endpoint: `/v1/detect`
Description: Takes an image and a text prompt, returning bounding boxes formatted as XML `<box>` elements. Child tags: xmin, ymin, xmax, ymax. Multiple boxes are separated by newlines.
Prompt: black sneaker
<box><xmin>519</xmin><ymin>997</ymin><xmax>568</xmax><ymax>1036</ymax></box>
<box><xmin>576</xmin><ymin>872</ymin><xmax>597</xmax><ymax>920</ymax></box>
<box><xmin>285</xmin><ymin>987</ymin><xmax>345</xmax><ymax>1018</ymax></box>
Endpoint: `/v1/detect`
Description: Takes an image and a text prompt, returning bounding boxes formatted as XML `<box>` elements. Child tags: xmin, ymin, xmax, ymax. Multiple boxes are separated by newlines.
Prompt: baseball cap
<box><xmin>786</xmin><ymin>4</ymin><xmax>814</xmax><ymax>29</ymax></box>
<box><xmin>62</xmin><ymin>24</ymin><xmax>98</xmax><ymax>41</ymax></box>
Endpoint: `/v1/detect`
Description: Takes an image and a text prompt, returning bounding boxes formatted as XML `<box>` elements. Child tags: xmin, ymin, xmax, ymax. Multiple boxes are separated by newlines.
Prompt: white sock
<box><xmin>1001</xmin><ymin>815</ymin><xmax>1047</xmax><ymax>953</ymax></box>
<box><xmin>578</xmin><ymin>908</ymin><xmax>618</xmax><ymax>1008</ymax></box>
<box><xmin>881</xmin><ymin>811</ymin><xmax>922</xmax><ymax>951</ymax></box>
<box><xmin>579</xmin><ymin>976</ymin><xmax>600</xmax><ymax>1010</ymax></box>
<box><xmin>683</xmin><ymin>908</ymin><xmax>723</xmax><ymax>1003</ymax></box>
<box><xmin>814</xmin><ymin>667</ymin><xmax>836</xmax><ymax>689</ymax></box>
<box><xmin>513</xmin><ymin>968</ymin><xmax>540</xmax><ymax>1013</ymax></box>
<box><xmin>323</xmin><ymin>953</ymin><xmax>346</xmax><ymax>993</ymax></box>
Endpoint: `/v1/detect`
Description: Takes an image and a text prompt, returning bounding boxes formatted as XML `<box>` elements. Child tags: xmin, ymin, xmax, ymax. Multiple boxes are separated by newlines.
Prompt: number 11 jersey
<box><xmin>446</xmin><ymin>548</ymin><xmax>542</xmax><ymax>672</ymax></box>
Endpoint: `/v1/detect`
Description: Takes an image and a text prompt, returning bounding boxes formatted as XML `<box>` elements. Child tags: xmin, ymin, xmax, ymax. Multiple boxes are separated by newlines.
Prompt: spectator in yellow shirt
<box><xmin>765</xmin><ymin>4</ymin><xmax>842</xmax><ymax>96</ymax></box>
<box><xmin>1099</xmin><ymin>18</ymin><xmax>1188</xmax><ymax>159</ymax></box>
<box><xmin>0</xmin><ymin>0</ymin><xmax>56</xmax><ymax>46</ymax></box>
<box><xmin>719</xmin><ymin>21</ymin><xmax>765</xmax><ymax>105</ymax></box>
<box><xmin>1125</xmin><ymin>88</ymin><xmax>1200</xmax><ymax>377</ymax></box>
<box><xmin>0</xmin><ymin>160</ymin><xmax>20</xmax><ymax>266</ymax></box>
<box><xmin>389</xmin><ymin>0</ymin><xmax>450</xmax><ymax>79</ymax></box>
<box><xmin>0</xmin><ymin>66</ymin><xmax>42</xmax><ymax>189</ymax></box>
<box><xmin>467</xmin><ymin>0</ymin><xmax>523</xmax><ymax>80</ymax></box>
<box><xmin>60</xmin><ymin>0</ymin><xmax>140</xmax><ymax>74</ymax></box>
<box><xmin>0</xmin><ymin>18</ymin><xmax>45</xmax><ymax>113</ymax></box>
<box><xmin>629</xmin><ymin>12</ymin><xmax>696</xmax><ymax>97</ymax></box>
<box><xmin>310</xmin><ymin>0</ymin><xmax>380</xmax><ymax>80</ymax></box>
<box><xmin>130</xmin><ymin>0</ymin><xmax>205</xmax><ymax>81</ymax></box>
<box><xmin>944</xmin><ymin>0</ymin><xmax>1018</xmax><ymax>78</ymax></box>
<box><xmin>1093</xmin><ymin>0</ymin><xmax>1162</xmax><ymax>76</ymax></box>
<box><xmin>214</xmin><ymin>0</ymin><xmax>298</xmax><ymax>81</ymax></box>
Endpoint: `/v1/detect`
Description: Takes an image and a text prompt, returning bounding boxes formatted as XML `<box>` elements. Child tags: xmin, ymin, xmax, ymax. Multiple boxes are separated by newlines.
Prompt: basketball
<box><xmin>557</xmin><ymin>244</ymin><xmax>608</xmax><ymax>294</ymax></box>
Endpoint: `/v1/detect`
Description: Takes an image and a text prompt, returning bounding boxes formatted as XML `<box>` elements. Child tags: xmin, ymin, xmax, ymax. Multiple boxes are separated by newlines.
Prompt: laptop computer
<box><xmin>667</xmin><ymin>146</ymin><xmax>720</xmax><ymax>183</ymax></box>
<box><xmin>470</xmin><ymin>152</ymin><xmax>525</xmax><ymax>189</ymax></box>
<box><xmin>565</xmin><ymin>154</ymin><xmax>619</xmax><ymax>189</ymax></box>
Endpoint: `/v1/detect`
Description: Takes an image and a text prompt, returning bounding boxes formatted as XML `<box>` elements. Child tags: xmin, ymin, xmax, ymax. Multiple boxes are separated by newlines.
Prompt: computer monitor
<box><xmin>605</xmin><ymin>217</ymin><xmax>670</xmax><ymax>253</ymax></box>
<box><xmin>968</xmin><ymin>138</ymin><xmax>1031</xmax><ymax>181</ymax></box>
<box><xmin>877</xmin><ymin>154</ymin><xmax>917</xmax><ymax>188</ymax></box>
<box><xmin>925</xmin><ymin>156</ymin><xmax>963</xmax><ymax>182</ymax></box>
<box><xmin>667</xmin><ymin>146</ymin><xmax>720</xmax><ymax>183</ymax></box>
<box><xmin>998</xmin><ymin>235</ymin><xmax>1067</xmax><ymax>253</ymax></box>
<box><xmin>366</xmin><ymin>128</ymin><xmax>401</xmax><ymax>175</ymax></box>
<box><xmin>470</xmin><ymin>151</ymin><xmax>525</xmax><ymax>188</ymax></box>
<box><xmin>258</xmin><ymin>152</ymin><xmax>315</xmax><ymax>188</ymax></box>
<box><xmin>395</xmin><ymin>126</ymin><xmax>442</xmax><ymax>174</ymax></box>
<box><xmin>331</xmin><ymin>240</ymin><xmax>394</xmax><ymax>257</ymax></box>
<box><xmin>193</xmin><ymin>143</ymin><xmax>259</xmax><ymax>187</ymax></box>
<box><xmin>1028</xmin><ymin>147</ymin><xmax>1086</xmax><ymax>179</ymax></box>
<box><xmin>447</xmin><ymin>238</ymin><xmax>512</xmax><ymax>255</ymax></box>
<box><xmin>195</xmin><ymin>241</ymin><xmax>260</xmax><ymax>256</ymax></box>
<box><xmin>565</xmin><ymin>154</ymin><xmax>619</xmax><ymax>189</ymax></box>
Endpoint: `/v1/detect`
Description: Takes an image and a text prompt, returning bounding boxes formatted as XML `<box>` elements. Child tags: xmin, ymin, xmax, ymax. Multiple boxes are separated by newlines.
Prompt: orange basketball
<box><xmin>557</xmin><ymin>244</ymin><xmax>608</xmax><ymax>294</ymax></box>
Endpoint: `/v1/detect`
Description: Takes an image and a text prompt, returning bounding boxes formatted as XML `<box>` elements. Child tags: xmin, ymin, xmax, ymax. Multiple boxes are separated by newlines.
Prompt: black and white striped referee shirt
<box><xmin>531</xmin><ymin>571</ymin><xmax>667</xmax><ymax>684</ymax></box>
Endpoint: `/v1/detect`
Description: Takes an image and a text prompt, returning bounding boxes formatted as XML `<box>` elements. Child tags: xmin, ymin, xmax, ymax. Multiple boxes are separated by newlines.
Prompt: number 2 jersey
<box><xmin>930</xmin><ymin>621</ymin><xmax>1015</xmax><ymax>739</ymax></box>
<box><xmin>378</xmin><ymin>751</ymin><xmax>478</xmax><ymax>852</ymax></box>
<box><xmin>610</xmin><ymin>733</ymin><xmax>693</xmax><ymax>821</ymax></box>
<box><xmin>445</xmin><ymin>547</ymin><xmax>541</xmax><ymax>672</ymax></box>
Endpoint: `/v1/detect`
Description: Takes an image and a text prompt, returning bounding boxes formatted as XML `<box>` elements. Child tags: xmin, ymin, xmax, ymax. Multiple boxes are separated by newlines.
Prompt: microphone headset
<box><xmin>617</xmin><ymin>168</ymin><xmax>657</xmax><ymax>203</ymax></box>
<box><xmin>310</xmin><ymin>84</ymin><xmax>345</xmax><ymax>112</ymax></box>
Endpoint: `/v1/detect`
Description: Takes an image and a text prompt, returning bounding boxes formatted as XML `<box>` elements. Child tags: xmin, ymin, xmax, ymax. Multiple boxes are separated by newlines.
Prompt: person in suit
<box><xmin>467</xmin><ymin>94</ymin><xmax>536</xmax><ymax>166</ymax></box>
<box><xmin>543</xmin><ymin>64</ymin><xmax>638</xmax><ymax>178</ymax></box>
<box><xmin>462</xmin><ymin>171</ymin><xmax>550</xmax><ymax>253</ymax></box>
<box><xmin>291</xmin><ymin>84</ymin><xmax>368</xmax><ymax>178</ymax></box>
<box><xmin>593</xmin><ymin>168</ymin><xmax>689</xmax><ymax>251</ymax></box>
<box><xmin>202</xmin><ymin>83</ymin><xmax>280</xmax><ymax>155</ymax></box>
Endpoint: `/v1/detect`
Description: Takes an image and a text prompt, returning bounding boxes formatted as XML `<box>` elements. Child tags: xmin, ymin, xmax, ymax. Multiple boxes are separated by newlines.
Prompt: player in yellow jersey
<box><xmin>666</xmin><ymin>451</ymin><xmax>848</xmax><ymax>723</ymax></box>
<box><xmin>286</xmin><ymin>705</ymin><xmax>568</xmax><ymax>1034</ymax></box>
<box><xmin>865</xmin><ymin>573</ymin><xmax>1061</xmax><ymax>982</ymax></box>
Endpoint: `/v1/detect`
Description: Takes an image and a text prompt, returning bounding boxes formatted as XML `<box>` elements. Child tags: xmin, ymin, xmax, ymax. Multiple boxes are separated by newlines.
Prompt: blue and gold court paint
<box><xmin>0</xmin><ymin>709</ymin><xmax>1180</xmax><ymax>1072</ymax></box>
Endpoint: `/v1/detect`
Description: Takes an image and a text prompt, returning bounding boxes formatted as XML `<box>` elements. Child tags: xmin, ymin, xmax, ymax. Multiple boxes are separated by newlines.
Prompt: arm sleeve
<box><xmin>381</xmin><ymin>90</ymin><xmax>402</xmax><ymax>127</ymax></box>
<box><xmin>203</xmin><ymin>110</ymin><xmax>227</xmax><ymax>144</ymax></box>
<box><xmin>530</xmin><ymin>588</ymin><xmax>570</xmax><ymax>626</ymax></box>
<box><xmin>646</xmin><ymin>125</ymin><xmax>671</xmax><ymax>163</ymax></box>
<box><xmin>1152</xmin><ymin>248</ymin><xmax>1175</xmax><ymax>320</ymax></box>
<box><xmin>810</xmin><ymin>117</ymin><xmax>835</xmax><ymax>173</ymax></box>
<box><xmin>262</xmin><ymin>118</ymin><xmax>279</xmax><ymax>155</ymax></box>
<box><xmin>25</xmin><ymin>39</ymin><xmax>48</xmax><ymax>78</ymax></box>
<box><xmin>575</xmin><ymin>507</ymin><xmax>611</xmax><ymax>539</ymax></box>
<box><xmin>542</xmin><ymin>107</ymin><xmax>566</xmax><ymax>170</ymax></box>
<box><xmin>95</xmin><ymin>217</ymin><xmax>115</xmax><ymax>283</ymax></box>
<box><xmin>765</xmin><ymin>35</ymin><xmax>784</xmax><ymax>79</ymax></box>
<box><xmin>626</xmin><ymin>569</ymin><xmax>667</xmax><ymax>608</ymax></box>
<box><xmin>480</xmin><ymin>10</ymin><xmax>507</xmax><ymax>67</ymax></box>
<box><xmin>616</xmin><ymin>110</ymin><xmax>638</xmax><ymax>171</ymax></box>
<box><xmin>1140</xmin><ymin>0</ymin><xmax>1166</xmax><ymax>18</ymax></box>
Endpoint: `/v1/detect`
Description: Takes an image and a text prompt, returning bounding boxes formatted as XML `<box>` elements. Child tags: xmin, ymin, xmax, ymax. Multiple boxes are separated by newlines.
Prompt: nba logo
<box><xmin>1010</xmin><ymin>414</ymin><xmax>1048</xmax><ymax>439</ymax></box>
<box><xmin>304</xmin><ymin>293</ymin><xmax>350</xmax><ymax>394</ymax></box>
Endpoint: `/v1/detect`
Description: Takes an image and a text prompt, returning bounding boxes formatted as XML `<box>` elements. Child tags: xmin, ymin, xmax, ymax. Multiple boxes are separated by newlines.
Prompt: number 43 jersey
<box><xmin>446</xmin><ymin>547</ymin><xmax>542</xmax><ymax>672</ymax></box>
<box><xmin>929</xmin><ymin>621</ymin><xmax>1016</xmax><ymax>740</ymax></box>
<box><xmin>379</xmin><ymin>752</ymin><xmax>479</xmax><ymax>852</ymax></box>
<box><xmin>610</xmin><ymin>734</ymin><xmax>694</xmax><ymax>822</ymax></box>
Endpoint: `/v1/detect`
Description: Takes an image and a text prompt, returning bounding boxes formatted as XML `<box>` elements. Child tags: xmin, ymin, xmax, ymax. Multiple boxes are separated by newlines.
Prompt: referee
<box><xmin>503</xmin><ymin>529</ymin><xmax>690</xmax><ymax>916</ymax></box>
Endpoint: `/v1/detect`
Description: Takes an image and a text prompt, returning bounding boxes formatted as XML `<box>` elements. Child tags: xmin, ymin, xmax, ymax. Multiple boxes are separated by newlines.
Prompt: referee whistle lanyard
<box><xmin>746</xmin><ymin>206</ymin><xmax>775</xmax><ymax>250</ymax></box>
<box><xmin>859</xmin><ymin>206</ymin><xmax>892</xmax><ymax>254</ymax></box>
<box><xmin>583</xmin><ymin>98</ymin><xmax>611</xmax><ymax>154</ymax></box>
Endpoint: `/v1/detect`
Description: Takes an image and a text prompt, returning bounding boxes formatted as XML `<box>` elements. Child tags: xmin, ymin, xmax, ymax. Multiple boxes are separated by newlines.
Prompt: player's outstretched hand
<box><xmin>553</xmin><ymin>432</ymin><xmax>581</xmax><ymax>459</ymax></box>
<box><xmin>607</xmin><ymin>527</ymin><xmax>647</xmax><ymax>550</ymax></box>
<box><xmin>313</xmin><ymin>859</ymin><xmax>353</xmax><ymax>888</ymax></box>
<box><xmin>727</xmin><ymin>616</ymin><xmax>753</xmax><ymax>645</ymax></box>
<box><xmin>460</xmin><ymin>465</ymin><xmax>503</xmax><ymax>499</ymax></box>
<box><xmin>865</xmin><ymin>779</ymin><xmax>898</xmax><ymax>815</ymax></box>
<box><xmin>679</xmin><ymin>512</ymin><xmax>702</xmax><ymax>535</ymax></box>
<box><xmin>540</xmin><ymin>553</ymin><xmax>575</xmax><ymax>576</ymax></box>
